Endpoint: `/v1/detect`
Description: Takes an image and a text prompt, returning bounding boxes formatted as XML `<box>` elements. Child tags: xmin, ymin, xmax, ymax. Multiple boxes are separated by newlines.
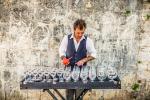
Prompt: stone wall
<box><xmin>0</xmin><ymin>0</ymin><xmax>150</xmax><ymax>100</ymax></box>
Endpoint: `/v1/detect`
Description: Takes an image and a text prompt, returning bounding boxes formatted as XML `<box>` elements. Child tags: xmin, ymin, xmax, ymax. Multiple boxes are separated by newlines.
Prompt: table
<box><xmin>20</xmin><ymin>78</ymin><xmax>121</xmax><ymax>100</ymax></box>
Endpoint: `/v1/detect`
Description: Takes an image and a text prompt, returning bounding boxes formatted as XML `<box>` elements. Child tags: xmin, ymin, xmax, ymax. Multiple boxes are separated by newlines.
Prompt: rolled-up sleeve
<box><xmin>86</xmin><ymin>38</ymin><xmax>97</xmax><ymax>58</ymax></box>
<box><xmin>59</xmin><ymin>35</ymin><xmax>68</xmax><ymax>57</ymax></box>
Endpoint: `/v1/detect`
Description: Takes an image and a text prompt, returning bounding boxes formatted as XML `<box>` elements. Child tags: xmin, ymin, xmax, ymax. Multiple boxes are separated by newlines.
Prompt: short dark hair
<box><xmin>73</xmin><ymin>19</ymin><xmax>86</xmax><ymax>30</ymax></box>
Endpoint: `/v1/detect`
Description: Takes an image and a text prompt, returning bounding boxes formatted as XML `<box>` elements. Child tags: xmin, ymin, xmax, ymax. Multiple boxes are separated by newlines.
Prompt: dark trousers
<box><xmin>66</xmin><ymin>89</ymin><xmax>75</xmax><ymax>100</ymax></box>
<box><xmin>66</xmin><ymin>89</ymin><xmax>84</xmax><ymax>100</ymax></box>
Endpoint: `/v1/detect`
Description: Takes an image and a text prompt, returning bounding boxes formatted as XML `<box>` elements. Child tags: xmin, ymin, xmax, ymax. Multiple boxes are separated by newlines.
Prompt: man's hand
<box><xmin>76</xmin><ymin>59</ymin><xmax>86</xmax><ymax>66</ymax></box>
<box><xmin>76</xmin><ymin>56</ymin><xmax>95</xmax><ymax>67</ymax></box>
<box><xmin>62</xmin><ymin>58</ymin><xmax>70</xmax><ymax>65</ymax></box>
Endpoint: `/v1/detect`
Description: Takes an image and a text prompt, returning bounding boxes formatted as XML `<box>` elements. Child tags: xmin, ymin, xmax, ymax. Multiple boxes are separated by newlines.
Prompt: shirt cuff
<box><xmin>59</xmin><ymin>53</ymin><xmax>66</xmax><ymax>58</ymax></box>
<box><xmin>88</xmin><ymin>53</ymin><xmax>97</xmax><ymax>59</ymax></box>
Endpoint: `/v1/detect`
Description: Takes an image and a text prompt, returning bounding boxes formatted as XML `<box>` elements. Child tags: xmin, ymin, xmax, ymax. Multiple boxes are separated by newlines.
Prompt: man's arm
<box><xmin>59</xmin><ymin>35</ymin><xmax>68</xmax><ymax>59</ymax></box>
<box><xmin>59</xmin><ymin>35</ymin><xmax>72</xmax><ymax>65</ymax></box>
<box><xmin>76</xmin><ymin>56</ymin><xmax>95</xmax><ymax>66</ymax></box>
<box><xmin>82</xmin><ymin>56</ymin><xmax>95</xmax><ymax>63</ymax></box>
<box><xmin>61</xmin><ymin>55</ymin><xmax>66</xmax><ymax>60</ymax></box>
<box><xmin>76</xmin><ymin>37</ymin><xmax>96</xmax><ymax>66</ymax></box>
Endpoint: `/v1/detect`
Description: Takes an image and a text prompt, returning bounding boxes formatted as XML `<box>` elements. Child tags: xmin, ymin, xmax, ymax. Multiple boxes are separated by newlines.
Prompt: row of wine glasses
<box><xmin>22</xmin><ymin>66</ymin><xmax>118</xmax><ymax>84</ymax></box>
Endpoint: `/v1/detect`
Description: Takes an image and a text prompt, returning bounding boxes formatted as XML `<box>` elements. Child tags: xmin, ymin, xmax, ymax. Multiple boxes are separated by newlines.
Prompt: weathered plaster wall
<box><xmin>0</xmin><ymin>0</ymin><xmax>150</xmax><ymax>99</ymax></box>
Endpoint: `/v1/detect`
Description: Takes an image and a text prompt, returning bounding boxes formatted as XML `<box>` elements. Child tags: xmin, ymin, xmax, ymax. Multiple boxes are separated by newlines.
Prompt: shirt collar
<box><xmin>70</xmin><ymin>34</ymin><xmax>85</xmax><ymax>40</ymax></box>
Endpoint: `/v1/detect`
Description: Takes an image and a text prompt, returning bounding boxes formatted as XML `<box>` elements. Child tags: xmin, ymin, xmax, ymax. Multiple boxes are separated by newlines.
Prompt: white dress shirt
<box><xmin>59</xmin><ymin>34</ymin><xmax>97</xmax><ymax>58</ymax></box>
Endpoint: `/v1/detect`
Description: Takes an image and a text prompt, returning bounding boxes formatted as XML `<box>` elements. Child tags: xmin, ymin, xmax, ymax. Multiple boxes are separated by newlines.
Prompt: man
<box><xmin>59</xmin><ymin>19</ymin><xmax>96</xmax><ymax>100</ymax></box>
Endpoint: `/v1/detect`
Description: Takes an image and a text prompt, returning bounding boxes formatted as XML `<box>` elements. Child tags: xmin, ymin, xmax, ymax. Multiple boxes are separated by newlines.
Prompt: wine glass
<box><xmin>71</xmin><ymin>65</ymin><xmax>80</xmax><ymax>82</ymax></box>
<box><xmin>44</xmin><ymin>70</ymin><xmax>51</xmax><ymax>82</ymax></box>
<box><xmin>107</xmin><ymin>67</ymin><xmax>118</xmax><ymax>82</ymax></box>
<box><xmin>89</xmin><ymin>66</ymin><xmax>96</xmax><ymax>82</ymax></box>
<box><xmin>23</xmin><ymin>70</ymin><xmax>29</xmax><ymax>84</ymax></box>
<box><xmin>57</xmin><ymin>68</ymin><xmax>64</xmax><ymax>82</ymax></box>
<box><xmin>32</xmin><ymin>69</ymin><xmax>38</xmax><ymax>82</ymax></box>
<box><xmin>28</xmin><ymin>70</ymin><xmax>33</xmax><ymax>82</ymax></box>
<box><xmin>50</xmin><ymin>68</ymin><xmax>57</xmax><ymax>84</ymax></box>
<box><xmin>97</xmin><ymin>67</ymin><xmax>106</xmax><ymax>82</ymax></box>
<box><xmin>63</xmin><ymin>66</ymin><xmax>71</xmax><ymax>82</ymax></box>
<box><xmin>80</xmin><ymin>66</ymin><xmax>89</xmax><ymax>83</ymax></box>
<box><xmin>36</xmin><ymin>68</ymin><xmax>43</xmax><ymax>82</ymax></box>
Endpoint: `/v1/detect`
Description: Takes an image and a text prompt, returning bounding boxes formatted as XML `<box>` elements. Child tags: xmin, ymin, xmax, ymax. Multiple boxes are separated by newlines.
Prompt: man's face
<box><xmin>74</xmin><ymin>27</ymin><xmax>85</xmax><ymax>40</ymax></box>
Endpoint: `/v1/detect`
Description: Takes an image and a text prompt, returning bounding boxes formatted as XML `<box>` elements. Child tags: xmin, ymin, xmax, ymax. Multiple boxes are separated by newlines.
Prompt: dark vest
<box><xmin>66</xmin><ymin>34</ymin><xmax>87</xmax><ymax>67</ymax></box>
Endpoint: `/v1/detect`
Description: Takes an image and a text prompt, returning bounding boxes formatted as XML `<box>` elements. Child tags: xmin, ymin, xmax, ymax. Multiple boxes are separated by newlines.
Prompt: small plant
<box><xmin>130</xmin><ymin>83</ymin><xmax>140</xmax><ymax>99</ymax></box>
<box><xmin>137</xmin><ymin>61</ymin><xmax>142</xmax><ymax>64</ymax></box>
<box><xmin>143</xmin><ymin>14</ymin><xmax>150</xmax><ymax>20</ymax></box>
<box><xmin>146</xmin><ymin>14</ymin><xmax>150</xmax><ymax>20</ymax></box>
<box><xmin>124</xmin><ymin>10</ymin><xmax>131</xmax><ymax>16</ymax></box>
<box><xmin>132</xmin><ymin>83</ymin><xmax>140</xmax><ymax>91</ymax></box>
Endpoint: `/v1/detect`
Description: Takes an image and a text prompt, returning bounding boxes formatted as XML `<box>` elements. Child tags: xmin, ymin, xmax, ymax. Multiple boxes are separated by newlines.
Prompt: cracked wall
<box><xmin>0</xmin><ymin>0</ymin><xmax>150</xmax><ymax>99</ymax></box>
